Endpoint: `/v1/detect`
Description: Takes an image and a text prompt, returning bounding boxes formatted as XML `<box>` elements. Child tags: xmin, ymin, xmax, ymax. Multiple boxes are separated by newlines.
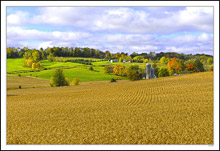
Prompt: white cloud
<box><xmin>7</xmin><ymin>11</ymin><xmax>29</xmax><ymax>25</ymax></box>
<box><xmin>38</xmin><ymin>41</ymin><xmax>53</xmax><ymax>49</ymax></box>
<box><xmin>7</xmin><ymin>26</ymin><xmax>91</xmax><ymax>41</ymax></box>
<box><xmin>197</xmin><ymin>33</ymin><xmax>212</xmax><ymax>42</ymax></box>
<box><xmin>175</xmin><ymin>7</ymin><xmax>213</xmax><ymax>31</ymax></box>
<box><xmin>93</xmin><ymin>34</ymin><xmax>152</xmax><ymax>46</ymax></box>
<box><xmin>6</xmin><ymin>7</ymin><xmax>214</xmax><ymax>55</ymax></box>
<box><xmin>7</xmin><ymin>7</ymin><xmax>213</xmax><ymax>34</ymax></box>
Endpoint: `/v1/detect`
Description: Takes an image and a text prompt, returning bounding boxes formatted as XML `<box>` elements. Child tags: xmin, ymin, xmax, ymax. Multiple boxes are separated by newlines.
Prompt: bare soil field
<box><xmin>7</xmin><ymin>72</ymin><xmax>213</xmax><ymax>144</ymax></box>
<box><xmin>7</xmin><ymin>76</ymin><xmax>50</xmax><ymax>90</ymax></box>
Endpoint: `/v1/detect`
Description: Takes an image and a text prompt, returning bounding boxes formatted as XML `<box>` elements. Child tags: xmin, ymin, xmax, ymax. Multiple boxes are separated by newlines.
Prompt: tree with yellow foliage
<box><xmin>113</xmin><ymin>65</ymin><xmax>126</xmax><ymax>76</ymax></box>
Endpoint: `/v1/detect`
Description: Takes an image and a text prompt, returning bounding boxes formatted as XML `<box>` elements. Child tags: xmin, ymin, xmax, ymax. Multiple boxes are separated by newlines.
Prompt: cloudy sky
<box><xmin>7</xmin><ymin>7</ymin><xmax>213</xmax><ymax>55</ymax></box>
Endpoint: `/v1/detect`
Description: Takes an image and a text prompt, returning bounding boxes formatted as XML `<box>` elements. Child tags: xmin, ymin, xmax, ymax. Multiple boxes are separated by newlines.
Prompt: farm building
<box><xmin>146</xmin><ymin>63</ymin><xmax>156</xmax><ymax>79</ymax></box>
<box><xmin>110</xmin><ymin>59</ymin><xmax>118</xmax><ymax>63</ymax></box>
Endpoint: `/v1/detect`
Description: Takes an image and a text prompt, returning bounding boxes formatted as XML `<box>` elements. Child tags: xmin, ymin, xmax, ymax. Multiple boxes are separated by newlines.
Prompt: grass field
<box><xmin>7</xmin><ymin>58</ymin><xmax>128</xmax><ymax>81</ymax></box>
<box><xmin>7</xmin><ymin>58</ymin><xmax>31</xmax><ymax>72</ymax></box>
<box><xmin>6</xmin><ymin>58</ymin><xmax>159</xmax><ymax>81</ymax></box>
<box><xmin>7</xmin><ymin>72</ymin><xmax>213</xmax><ymax>144</ymax></box>
<box><xmin>18</xmin><ymin>66</ymin><xmax>126</xmax><ymax>82</ymax></box>
<box><xmin>40</xmin><ymin>60</ymin><xmax>81</xmax><ymax>68</ymax></box>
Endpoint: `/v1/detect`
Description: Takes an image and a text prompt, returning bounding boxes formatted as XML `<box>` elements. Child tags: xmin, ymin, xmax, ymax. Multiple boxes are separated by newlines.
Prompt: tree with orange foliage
<box><xmin>185</xmin><ymin>64</ymin><xmax>199</xmax><ymax>72</ymax></box>
<box><xmin>113</xmin><ymin>65</ymin><xmax>126</xmax><ymax>76</ymax></box>
<box><xmin>167</xmin><ymin>57</ymin><xmax>182</xmax><ymax>74</ymax></box>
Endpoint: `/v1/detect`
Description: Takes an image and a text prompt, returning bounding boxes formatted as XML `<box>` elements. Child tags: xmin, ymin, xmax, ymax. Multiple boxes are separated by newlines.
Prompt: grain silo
<box><xmin>151</xmin><ymin>67</ymin><xmax>154</xmax><ymax>79</ymax></box>
<box><xmin>146</xmin><ymin>63</ymin><xmax>151</xmax><ymax>79</ymax></box>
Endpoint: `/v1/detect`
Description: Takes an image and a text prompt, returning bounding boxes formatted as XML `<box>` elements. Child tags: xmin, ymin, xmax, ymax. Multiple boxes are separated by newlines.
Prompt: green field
<box><xmin>7</xmin><ymin>58</ymin><xmax>148</xmax><ymax>82</ymax></box>
<box><xmin>19</xmin><ymin>66</ymin><xmax>126</xmax><ymax>82</ymax></box>
<box><xmin>6</xmin><ymin>58</ymin><xmax>168</xmax><ymax>82</ymax></box>
<box><xmin>7</xmin><ymin>58</ymin><xmax>31</xmax><ymax>72</ymax></box>
<box><xmin>40</xmin><ymin>60</ymin><xmax>81</xmax><ymax>68</ymax></box>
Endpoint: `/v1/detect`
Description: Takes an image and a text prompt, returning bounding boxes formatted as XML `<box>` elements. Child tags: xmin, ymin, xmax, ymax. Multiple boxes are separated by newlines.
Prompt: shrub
<box><xmin>50</xmin><ymin>77</ymin><xmax>54</xmax><ymax>87</ymax></box>
<box><xmin>72</xmin><ymin>78</ymin><xmax>80</xmax><ymax>86</ymax></box>
<box><xmin>50</xmin><ymin>69</ymin><xmax>66</xmax><ymax>87</ymax></box>
<box><xmin>89</xmin><ymin>66</ymin><xmax>94</xmax><ymax>71</ymax></box>
<box><xmin>104</xmin><ymin>65</ymin><xmax>114</xmax><ymax>74</ymax></box>
<box><xmin>18</xmin><ymin>85</ymin><xmax>21</xmax><ymax>89</ymax></box>
<box><xmin>110</xmin><ymin>78</ymin><xmax>116</xmax><ymax>82</ymax></box>
<box><xmin>64</xmin><ymin>77</ymin><xmax>70</xmax><ymax>86</ymax></box>
<box><xmin>127</xmin><ymin>69</ymin><xmax>139</xmax><ymax>81</ymax></box>
<box><xmin>18</xmin><ymin>74</ymin><xmax>21</xmax><ymax>77</ymax></box>
<box><xmin>210</xmin><ymin>65</ymin><xmax>213</xmax><ymax>71</ymax></box>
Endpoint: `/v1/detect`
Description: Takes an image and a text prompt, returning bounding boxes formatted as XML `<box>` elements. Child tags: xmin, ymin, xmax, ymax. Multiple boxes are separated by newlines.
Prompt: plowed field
<box><xmin>7</xmin><ymin>72</ymin><xmax>213</xmax><ymax>144</ymax></box>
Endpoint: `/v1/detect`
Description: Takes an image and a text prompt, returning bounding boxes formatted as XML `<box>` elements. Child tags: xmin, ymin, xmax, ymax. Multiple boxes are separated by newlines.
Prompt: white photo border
<box><xmin>1</xmin><ymin>1</ymin><xmax>219</xmax><ymax>150</ymax></box>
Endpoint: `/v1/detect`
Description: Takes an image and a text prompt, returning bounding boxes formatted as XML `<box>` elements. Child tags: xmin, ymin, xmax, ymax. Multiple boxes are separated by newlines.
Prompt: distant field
<box><xmin>7</xmin><ymin>58</ymin><xmax>139</xmax><ymax>81</ymax></box>
<box><xmin>63</xmin><ymin>57</ymin><xmax>103</xmax><ymax>61</ymax></box>
<box><xmin>7</xmin><ymin>72</ymin><xmax>213</xmax><ymax>144</ymax></box>
<box><xmin>18</xmin><ymin>66</ymin><xmax>126</xmax><ymax>82</ymax></box>
<box><xmin>7</xmin><ymin>58</ymin><xmax>31</xmax><ymax>72</ymax></box>
<box><xmin>40</xmin><ymin>60</ymin><xmax>82</xmax><ymax>68</ymax></box>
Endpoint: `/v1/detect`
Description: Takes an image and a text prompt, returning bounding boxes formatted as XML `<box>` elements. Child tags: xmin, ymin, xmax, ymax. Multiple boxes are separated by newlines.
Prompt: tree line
<box><xmin>7</xmin><ymin>46</ymin><xmax>212</xmax><ymax>61</ymax></box>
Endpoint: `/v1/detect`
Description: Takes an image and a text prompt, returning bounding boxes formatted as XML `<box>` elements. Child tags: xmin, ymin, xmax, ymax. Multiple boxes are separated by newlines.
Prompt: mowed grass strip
<box><xmin>7</xmin><ymin>72</ymin><xmax>213</xmax><ymax>144</ymax></box>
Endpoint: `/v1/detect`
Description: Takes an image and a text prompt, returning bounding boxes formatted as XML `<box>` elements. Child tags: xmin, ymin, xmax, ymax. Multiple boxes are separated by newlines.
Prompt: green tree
<box><xmin>119</xmin><ymin>57</ymin><xmax>122</xmax><ymax>62</ymax></box>
<box><xmin>104</xmin><ymin>65</ymin><xmax>114</xmax><ymax>74</ymax></box>
<box><xmin>126</xmin><ymin>65</ymin><xmax>144</xmax><ymax>81</ymax></box>
<box><xmin>50</xmin><ymin>69</ymin><xmax>68</xmax><ymax>87</ymax></box>
<box><xmin>143</xmin><ymin>59</ymin><xmax>149</xmax><ymax>63</ymax></box>
<box><xmin>193</xmin><ymin>59</ymin><xmax>204</xmax><ymax>72</ymax></box>
<box><xmin>158</xmin><ymin>67</ymin><xmax>169</xmax><ymax>77</ymax></box>
<box><xmin>32</xmin><ymin>50</ymin><xmax>40</xmax><ymax>62</ymax></box>
<box><xmin>160</xmin><ymin>56</ymin><xmax>166</xmax><ymax>64</ymax></box>
<box><xmin>133</xmin><ymin>56</ymin><xmax>141</xmax><ymax>62</ymax></box>
<box><xmin>47</xmin><ymin>53</ymin><xmax>54</xmax><ymax>62</ymax></box>
<box><xmin>127</xmin><ymin>69</ymin><xmax>139</xmax><ymax>81</ymax></box>
<box><xmin>207</xmin><ymin>58</ymin><xmax>213</xmax><ymax>64</ymax></box>
<box><xmin>126</xmin><ymin>56</ymin><xmax>132</xmax><ymax>62</ymax></box>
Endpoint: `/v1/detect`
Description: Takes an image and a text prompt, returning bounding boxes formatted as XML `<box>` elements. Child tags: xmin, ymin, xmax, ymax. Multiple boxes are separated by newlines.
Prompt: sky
<box><xmin>6</xmin><ymin>6</ymin><xmax>214</xmax><ymax>55</ymax></box>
